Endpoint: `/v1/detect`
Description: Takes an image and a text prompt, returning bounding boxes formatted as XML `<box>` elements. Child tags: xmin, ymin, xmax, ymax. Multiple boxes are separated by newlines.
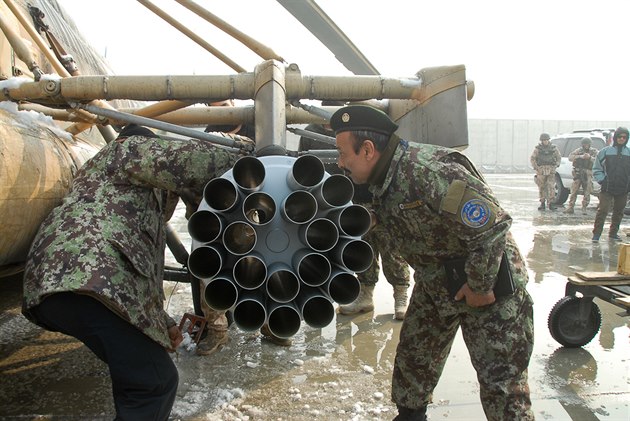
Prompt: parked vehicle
<box><xmin>550</xmin><ymin>131</ymin><xmax>609</xmax><ymax>204</ymax></box>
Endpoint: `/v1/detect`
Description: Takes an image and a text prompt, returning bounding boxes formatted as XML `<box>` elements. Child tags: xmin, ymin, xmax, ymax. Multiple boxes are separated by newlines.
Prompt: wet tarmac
<box><xmin>0</xmin><ymin>173</ymin><xmax>629</xmax><ymax>420</ymax></box>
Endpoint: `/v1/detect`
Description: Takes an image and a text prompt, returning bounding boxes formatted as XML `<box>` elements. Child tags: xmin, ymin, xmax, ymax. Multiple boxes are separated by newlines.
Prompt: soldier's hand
<box><xmin>582</xmin><ymin>153</ymin><xmax>590</xmax><ymax>159</ymax></box>
<box><xmin>167</xmin><ymin>325</ymin><xmax>184</xmax><ymax>352</ymax></box>
<box><xmin>454</xmin><ymin>283</ymin><xmax>496</xmax><ymax>307</ymax></box>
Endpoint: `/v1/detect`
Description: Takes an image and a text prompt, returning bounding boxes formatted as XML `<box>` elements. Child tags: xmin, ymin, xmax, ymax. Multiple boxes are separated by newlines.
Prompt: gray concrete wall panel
<box><xmin>464</xmin><ymin>119</ymin><xmax>630</xmax><ymax>172</ymax></box>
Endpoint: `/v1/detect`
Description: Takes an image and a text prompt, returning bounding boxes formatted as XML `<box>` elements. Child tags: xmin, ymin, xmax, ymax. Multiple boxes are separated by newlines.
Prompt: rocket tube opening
<box><xmin>293</xmin><ymin>249</ymin><xmax>331</xmax><ymax>287</ymax></box>
<box><xmin>281</xmin><ymin>190</ymin><xmax>317</xmax><ymax>224</ymax></box>
<box><xmin>267</xmin><ymin>302</ymin><xmax>301</xmax><ymax>339</ymax></box>
<box><xmin>300</xmin><ymin>218</ymin><xmax>339</xmax><ymax>252</ymax></box>
<box><xmin>203</xmin><ymin>177</ymin><xmax>239</xmax><ymax>212</ymax></box>
<box><xmin>287</xmin><ymin>154</ymin><xmax>325</xmax><ymax>190</ymax></box>
<box><xmin>300</xmin><ymin>295</ymin><xmax>334</xmax><ymax>328</ymax></box>
<box><xmin>233</xmin><ymin>290</ymin><xmax>267</xmax><ymax>332</ymax></box>
<box><xmin>187</xmin><ymin>210</ymin><xmax>223</xmax><ymax>243</ymax></box>
<box><xmin>202</xmin><ymin>275</ymin><xmax>238</xmax><ymax>311</ymax></box>
<box><xmin>223</xmin><ymin>221</ymin><xmax>257</xmax><ymax>255</ymax></box>
<box><xmin>333</xmin><ymin>238</ymin><xmax>374</xmax><ymax>273</ymax></box>
<box><xmin>296</xmin><ymin>286</ymin><xmax>335</xmax><ymax>328</ymax></box>
<box><xmin>243</xmin><ymin>192</ymin><xmax>276</xmax><ymax>225</ymax></box>
<box><xmin>233</xmin><ymin>254</ymin><xmax>267</xmax><ymax>290</ymax></box>
<box><xmin>233</xmin><ymin>155</ymin><xmax>265</xmax><ymax>192</ymax></box>
<box><xmin>187</xmin><ymin>245</ymin><xmax>223</xmax><ymax>280</ymax></box>
<box><xmin>266</xmin><ymin>264</ymin><xmax>300</xmax><ymax>303</ymax></box>
<box><xmin>313</xmin><ymin>174</ymin><xmax>354</xmax><ymax>209</ymax></box>
<box><xmin>327</xmin><ymin>204</ymin><xmax>371</xmax><ymax>237</ymax></box>
<box><xmin>327</xmin><ymin>270</ymin><xmax>361</xmax><ymax>304</ymax></box>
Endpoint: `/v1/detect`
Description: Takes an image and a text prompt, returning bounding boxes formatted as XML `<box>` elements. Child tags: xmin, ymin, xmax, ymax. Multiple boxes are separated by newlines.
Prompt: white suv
<box><xmin>550</xmin><ymin>130</ymin><xmax>611</xmax><ymax>204</ymax></box>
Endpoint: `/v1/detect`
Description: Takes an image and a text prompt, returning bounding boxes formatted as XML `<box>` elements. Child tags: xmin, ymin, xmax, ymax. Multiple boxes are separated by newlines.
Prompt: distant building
<box><xmin>464</xmin><ymin>119</ymin><xmax>630</xmax><ymax>173</ymax></box>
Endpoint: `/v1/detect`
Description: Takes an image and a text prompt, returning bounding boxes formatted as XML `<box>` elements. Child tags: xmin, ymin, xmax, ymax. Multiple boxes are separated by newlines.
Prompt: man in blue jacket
<box><xmin>592</xmin><ymin>126</ymin><xmax>630</xmax><ymax>241</ymax></box>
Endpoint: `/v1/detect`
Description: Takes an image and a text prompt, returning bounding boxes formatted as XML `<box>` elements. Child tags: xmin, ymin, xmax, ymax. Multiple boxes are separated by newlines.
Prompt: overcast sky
<box><xmin>58</xmin><ymin>0</ymin><xmax>630</xmax><ymax>121</ymax></box>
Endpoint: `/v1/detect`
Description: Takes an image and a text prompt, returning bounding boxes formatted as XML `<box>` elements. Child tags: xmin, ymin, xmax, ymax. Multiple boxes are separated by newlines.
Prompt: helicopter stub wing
<box><xmin>276</xmin><ymin>0</ymin><xmax>379</xmax><ymax>76</ymax></box>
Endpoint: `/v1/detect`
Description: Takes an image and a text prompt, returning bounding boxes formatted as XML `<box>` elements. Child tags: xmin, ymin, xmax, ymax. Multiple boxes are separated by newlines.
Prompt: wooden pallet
<box><xmin>570</xmin><ymin>272</ymin><xmax>630</xmax><ymax>286</ymax></box>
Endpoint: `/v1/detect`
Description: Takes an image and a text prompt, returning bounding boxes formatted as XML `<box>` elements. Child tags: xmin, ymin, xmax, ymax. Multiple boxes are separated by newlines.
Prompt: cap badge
<box><xmin>341</xmin><ymin>112</ymin><xmax>350</xmax><ymax>123</ymax></box>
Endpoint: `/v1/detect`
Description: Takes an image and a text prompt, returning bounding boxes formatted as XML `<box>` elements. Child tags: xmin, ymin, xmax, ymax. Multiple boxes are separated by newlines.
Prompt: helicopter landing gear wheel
<box><xmin>548</xmin><ymin>296</ymin><xmax>602</xmax><ymax>348</ymax></box>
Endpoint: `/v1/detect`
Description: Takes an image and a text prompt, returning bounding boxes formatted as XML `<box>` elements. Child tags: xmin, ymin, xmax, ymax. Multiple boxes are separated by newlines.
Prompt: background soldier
<box><xmin>565</xmin><ymin>137</ymin><xmax>598</xmax><ymax>214</ymax></box>
<box><xmin>530</xmin><ymin>132</ymin><xmax>561</xmax><ymax>210</ymax></box>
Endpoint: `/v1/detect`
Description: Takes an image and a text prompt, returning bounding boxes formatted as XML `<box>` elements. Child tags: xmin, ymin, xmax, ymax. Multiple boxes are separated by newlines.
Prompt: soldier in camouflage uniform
<box><xmin>331</xmin><ymin>106</ymin><xmax>534</xmax><ymax>421</ymax></box>
<box><xmin>530</xmin><ymin>132</ymin><xmax>561</xmax><ymax>211</ymax></box>
<box><xmin>22</xmin><ymin>125</ymin><xmax>241</xmax><ymax>420</ymax></box>
<box><xmin>564</xmin><ymin>137</ymin><xmax>598</xmax><ymax>214</ymax></box>
<box><xmin>299</xmin><ymin>115</ymin><xmax>411</xmax><ymax>320</ymax></box>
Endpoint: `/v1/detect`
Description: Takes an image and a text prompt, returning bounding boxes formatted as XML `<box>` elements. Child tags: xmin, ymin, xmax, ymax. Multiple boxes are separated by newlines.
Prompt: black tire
<box><xmin>553</xmin><ymin>173</ymin><xmax>569</xmax><ymax>205</ymax></box>
<box><xmin>548</xmin><ymin>296</ymin><xmax>601</xmax><ymax>347</ymax></box>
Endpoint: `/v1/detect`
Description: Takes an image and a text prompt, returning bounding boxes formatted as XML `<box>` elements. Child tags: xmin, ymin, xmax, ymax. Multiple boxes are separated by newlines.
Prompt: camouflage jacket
<box><xmin>370</xmin><ymin>140</ymin><xmax>519</xmax><ymax>294</ymax></box>
<box><xmin>22</xmin><ymin>135</ymin><xmax>238</xmax><ymax>348</ymax></box>
<box><xmin>530</xmin><ymin>143</ymin><xmax>561</xmax><ymax>175</ymax></box>
<box><xmin>568</xmin><ymin>146</ymin><xmax>598</xmax><ymax>171</ymax></box>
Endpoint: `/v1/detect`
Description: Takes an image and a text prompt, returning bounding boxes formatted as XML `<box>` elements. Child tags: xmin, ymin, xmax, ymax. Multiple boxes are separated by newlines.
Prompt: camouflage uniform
<box><xmin>23</xmin><ymin>134</ymin><xmax>237</xmax><ymax>346</ymax></box>
<box><xmin>530</xmin><ymin>141</ymin><xmax>561</xmax><ymax>207</ymax></box>
<box><xmin>370</xmin><ymin>140</ymin><xmax>534</xmax><ymax>420</ymax></box>
<box><xmin>22</xmin><ymin>133</ymin><xmax>238</xmax><ymax>418</ymax></box>
<box><xmin>566</xmin><ymin>145</ymin><xmax>598</xmax><ymax>210</ymax></box>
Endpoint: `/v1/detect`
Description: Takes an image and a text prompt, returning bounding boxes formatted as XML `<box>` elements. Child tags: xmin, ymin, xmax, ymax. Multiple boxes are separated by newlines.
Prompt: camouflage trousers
<box><xmin>358</xmin><ymin>225</ymin><xmax>410</xmax><ymax>287</ymax></box>
<box><xmin>568</xmin><ymin>170</ymin><xmax>593</xmax><ymax>208</ymax></box>
<box><xmin>535</xmin><ymin>172</ymin><xmax>556</xmax><ymax>202</ymax></box>
<box><xmin>392</xmin><ymin>263</ymin><xmax>534</xmax><ymax>420</ymax></box>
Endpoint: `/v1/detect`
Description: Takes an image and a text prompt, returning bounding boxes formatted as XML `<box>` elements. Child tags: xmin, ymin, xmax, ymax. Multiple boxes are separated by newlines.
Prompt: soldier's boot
<box><xmin>582</xmin><ymin>204</ymin><xmax>588</xmax><ymax>214</ymax></box>
<box><xmin>393</xmin><ymin>405</ymin><xmax>427</xmax><ymax>421</ymax></box>
<box><xmin>196</xmin><ymin>329</ymin><xmax>229</xmax><ymax>356</ymax></box>
<box><xmin>260</xmin><ymin>324</ymin><xmax>292</xmax><ymax>347</ymax></box>
<box><xmin>393</xmin><ymin>285</ymin><xmax>409</xmax><ymax>320</ymax></box>
<box><xmin>564</xmin><ymin>205</ymin><xmax>574</xmax><ymax>214</ymax></box>
<box><xmin>538</xmin><ymin>200</ymin><xmax>546</xmax><ymax>211</ymax></box>
<box><xmin>338</xmin><ymin>285</ymin><xmax>375</xmax><ymax>315</ymax></box>
<box><xmin>548</xmin><ymin>201</ymin><xmax>557</xmax><ymax>211</ymax></box>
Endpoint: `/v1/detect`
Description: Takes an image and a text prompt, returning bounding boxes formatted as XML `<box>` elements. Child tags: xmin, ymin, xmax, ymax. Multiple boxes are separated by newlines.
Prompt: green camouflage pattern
<box><xmin>22</xmin><ymin>135</ymin><xmax>238</xmax><ymax>349</ymax></box>
<box><xmin>370</xmin><ymin>140</ymin><xmax>534</xmax><ymax>419</ymax></box>
<box><xmin>567</xmin><ymin>146</ymin><xmax>598</xmax><ymax>208</ymax></box>
<box><xmin>531</xmin><ymin>142</ymin><xmax>561</xmax><ymax>203</ymax></box>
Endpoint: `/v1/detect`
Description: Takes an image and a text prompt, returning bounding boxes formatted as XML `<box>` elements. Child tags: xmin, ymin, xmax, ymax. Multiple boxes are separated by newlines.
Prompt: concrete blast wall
<box><xmin>463</xmin><ymin>119</ymin><xmax>630</xmax><ymax>173</ymax></box>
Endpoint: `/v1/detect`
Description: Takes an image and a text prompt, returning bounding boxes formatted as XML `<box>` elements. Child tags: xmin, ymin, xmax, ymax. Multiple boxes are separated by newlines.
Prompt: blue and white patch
<box><xmin>460</xmin><ymin>199</ymin><xmax>491</xmax><ymax>228</ymax></box>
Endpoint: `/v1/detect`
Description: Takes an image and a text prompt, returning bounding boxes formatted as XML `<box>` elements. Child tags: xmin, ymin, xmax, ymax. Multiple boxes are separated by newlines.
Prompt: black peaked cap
<box><xmin>330</xmin><ymin>105</ymin><xmax>398</xmax><ymax>136</ymax></box>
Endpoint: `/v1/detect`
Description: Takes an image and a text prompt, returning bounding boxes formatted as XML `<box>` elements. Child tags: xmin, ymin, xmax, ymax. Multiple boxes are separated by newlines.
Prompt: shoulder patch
<box><xmin>441</xmin><ymin>179</ymin><xmax>467</xmax><ymax>214</ymax></box>
<box><xmin>460</xmin><ymin>198</ymin><xmax>491</xmax><ymax>228</ymax></box>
